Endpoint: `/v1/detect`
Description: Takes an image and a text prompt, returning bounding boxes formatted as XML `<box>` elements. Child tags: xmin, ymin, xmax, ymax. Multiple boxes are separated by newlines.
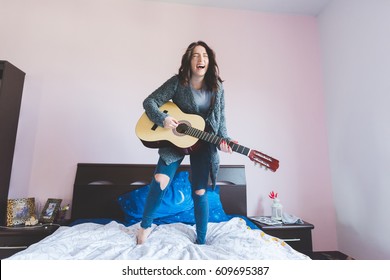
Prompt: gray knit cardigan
<box><xmin>143</xmin><ymin>75</ymin><xmax>230</xmax><ymax>187</ymax></box>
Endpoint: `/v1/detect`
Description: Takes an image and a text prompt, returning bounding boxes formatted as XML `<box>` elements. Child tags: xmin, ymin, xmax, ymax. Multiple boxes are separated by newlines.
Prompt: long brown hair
<box><xmin>178</xmin><ymin>41</ymin><xmax>223</xmax><ymax>93</ymax></box>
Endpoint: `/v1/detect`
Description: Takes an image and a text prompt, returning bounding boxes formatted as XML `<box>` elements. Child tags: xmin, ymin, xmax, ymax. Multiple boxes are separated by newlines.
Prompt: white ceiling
<box><xmin>145</xmin><ymin>0</ymin><xmax>332</xmax><ymax>16</ymax></box>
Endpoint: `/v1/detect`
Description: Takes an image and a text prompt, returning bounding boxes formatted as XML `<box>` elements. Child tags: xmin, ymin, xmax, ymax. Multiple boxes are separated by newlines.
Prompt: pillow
<box><xmin>207</xmin><ymin>186</ymin><xmax>230</xmax><ymax>222</ymax></box>
<box><xmin>117</xmin><ymin>171</ymin><xmax>193</xmax><ymax>221</ymax></box>
<box><xmin>153</xmin><ymin>186</ymin><xmax>230</xmax><ymax>225</ymax></box>
<box><xmin>118</xmin><ymin>171</ymin><xmax>230</xmax><ymax>225</ymax></box>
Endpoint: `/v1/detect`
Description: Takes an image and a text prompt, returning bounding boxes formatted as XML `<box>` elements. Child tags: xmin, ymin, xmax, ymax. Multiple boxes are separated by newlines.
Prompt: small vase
<box><xmin>271</xmin><ymin>198</ymin><xmax>283</xmax><ymax>220</ymax></box>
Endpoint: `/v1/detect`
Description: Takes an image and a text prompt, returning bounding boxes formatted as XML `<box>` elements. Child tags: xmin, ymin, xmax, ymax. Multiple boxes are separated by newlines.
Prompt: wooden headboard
<box><xmin>70</xmin><ymin>163</ymin><xmax>247</xmax><ymax>222</ymax></box>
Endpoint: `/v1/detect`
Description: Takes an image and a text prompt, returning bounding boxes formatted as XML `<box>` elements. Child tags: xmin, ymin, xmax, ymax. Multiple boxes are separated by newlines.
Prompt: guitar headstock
<box><xmin>248</xmin><ymin>150</ymin><xmax>279</xmax><ymax>172</ymax></box>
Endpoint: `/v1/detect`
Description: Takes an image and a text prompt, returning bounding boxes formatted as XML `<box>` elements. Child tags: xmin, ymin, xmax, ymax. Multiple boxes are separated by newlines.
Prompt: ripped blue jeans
<box><xmin>140</xmin><ymin>147</ymin><xmax>210</xmax><ymax>244</ymax></box>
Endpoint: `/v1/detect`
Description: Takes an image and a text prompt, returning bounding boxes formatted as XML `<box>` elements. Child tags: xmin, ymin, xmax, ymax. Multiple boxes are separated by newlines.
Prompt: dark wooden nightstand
<box><xmin>0</xmin><ymin>224</ymin><xmax>60</xmax><ymax>259</ymax></box>
<box><xmin>250</xmin><ymin>217</ymin><xmax>314</xmax><ymax>256</ymax></box>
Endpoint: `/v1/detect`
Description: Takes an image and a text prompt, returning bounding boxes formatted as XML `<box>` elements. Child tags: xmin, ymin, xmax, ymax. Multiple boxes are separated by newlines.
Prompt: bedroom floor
<box><xmin>311</xmin><ymin>251</ymin><xmax>354</xmax><ymax>260</ymax></box>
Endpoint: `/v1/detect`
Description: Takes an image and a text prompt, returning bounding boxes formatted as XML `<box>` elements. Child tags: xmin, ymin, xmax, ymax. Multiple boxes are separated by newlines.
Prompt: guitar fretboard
<box><xmin>184</xmin><ymin>126</ymin><xmax>251</xmax><ymax>156</ymax></box>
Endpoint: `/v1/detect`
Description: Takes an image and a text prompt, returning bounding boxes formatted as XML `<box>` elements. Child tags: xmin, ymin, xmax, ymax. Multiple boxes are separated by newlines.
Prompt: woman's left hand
<box><xmin>220</xmin><ymin>140</ymin><xmax>237</xmax><ymax>154</ymax></box>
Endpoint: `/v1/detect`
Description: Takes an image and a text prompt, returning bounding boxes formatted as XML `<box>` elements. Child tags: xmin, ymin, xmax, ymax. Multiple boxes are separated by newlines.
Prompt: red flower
<box><xmin>268</xmin><ymin>191</ymin><xmax>278</xmax><ymax>199</ymax></box>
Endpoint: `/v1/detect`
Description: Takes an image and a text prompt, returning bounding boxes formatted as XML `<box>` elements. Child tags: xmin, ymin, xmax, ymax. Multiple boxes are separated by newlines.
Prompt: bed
<box><xmin>7</xmin><ymin>163</ymin><xmax>310</xmax><ymax>260</ymax></box>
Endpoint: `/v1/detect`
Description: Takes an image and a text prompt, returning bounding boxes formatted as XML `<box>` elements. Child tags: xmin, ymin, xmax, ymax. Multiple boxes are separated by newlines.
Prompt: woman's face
<box><xmin>190</xmin><ymin>45</ymin><xmax>209</xmax><ymax>78</ymax></box>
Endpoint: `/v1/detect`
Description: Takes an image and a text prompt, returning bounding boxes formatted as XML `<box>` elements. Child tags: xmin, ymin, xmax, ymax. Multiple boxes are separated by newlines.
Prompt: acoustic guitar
<box><xmin>135</xmin><ymin>101</ymin><xmax>279</xmax><ymax>172</ymax></box>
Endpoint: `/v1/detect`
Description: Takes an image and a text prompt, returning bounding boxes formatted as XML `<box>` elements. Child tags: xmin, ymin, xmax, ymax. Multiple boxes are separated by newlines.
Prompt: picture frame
<box><xmin>6</xmin><ymin>197</ymin><xmax>35</xmax><ymax>226</ymax></box>
<box><xmin>40</xmin><ymin>198</ymin><xmax>62</xmax><ymax>223</ymax></box>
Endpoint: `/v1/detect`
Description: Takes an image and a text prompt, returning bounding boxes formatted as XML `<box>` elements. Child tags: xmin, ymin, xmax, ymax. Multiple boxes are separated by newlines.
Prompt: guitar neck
<box><xmin>184</xmin><ymin>125</ymin><xmax>279</xmax><ymax>172</ymax></box>
<box><xmin>184</xmin><ymin>126</ymin><xmax>251</xmax><ymax>156</ymax></box>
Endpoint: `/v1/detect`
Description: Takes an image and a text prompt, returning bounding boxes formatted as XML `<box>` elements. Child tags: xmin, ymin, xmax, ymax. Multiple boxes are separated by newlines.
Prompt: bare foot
<box><xmin>137</xmin><ymin>227</ymin><xmax>152</xmax><ymax>245</ymax></box>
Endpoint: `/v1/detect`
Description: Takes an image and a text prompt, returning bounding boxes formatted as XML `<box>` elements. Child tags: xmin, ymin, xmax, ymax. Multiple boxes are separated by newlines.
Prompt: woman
<box><xmin>137</xmin><ymin>41</ymin><xmax>233</xmax><ymax>245</ymax></box>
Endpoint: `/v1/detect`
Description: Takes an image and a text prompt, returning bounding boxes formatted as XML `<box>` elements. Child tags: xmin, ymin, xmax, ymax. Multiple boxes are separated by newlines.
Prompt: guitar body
<box><xmin>135</xmin><ymin>101</ymin><xmax>279</xmax><ymax>172</ymax></box>
<box><xmin>135</xmin><ymin>102</ymin><xmax>206</xmax><ymax>154</ymax></box>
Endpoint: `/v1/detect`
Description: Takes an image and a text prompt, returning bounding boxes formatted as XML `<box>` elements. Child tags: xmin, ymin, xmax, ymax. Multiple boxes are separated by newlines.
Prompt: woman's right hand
<box><xmin>163</xmin><ymin>116</ymin><xmax>179</xmax><ymax>129</ymax></box>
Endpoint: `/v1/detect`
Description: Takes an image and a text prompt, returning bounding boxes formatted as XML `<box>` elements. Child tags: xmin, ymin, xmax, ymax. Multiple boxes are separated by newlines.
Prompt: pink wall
<box><xmin>1</xmin><ymin>0</ymin><xmax>336</xmax><ymax>251</ymax></box>
<box><xmin>319</xmin><ymin>0</ymin><xmax>390</xmax><ymax>259</ymax></box>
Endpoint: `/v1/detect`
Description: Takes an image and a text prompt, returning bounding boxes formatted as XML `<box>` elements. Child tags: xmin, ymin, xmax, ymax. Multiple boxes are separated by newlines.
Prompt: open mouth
<box><xmin>196</xmin><ymin>65</ymin><xmax>205</xmax><ymax>69</ymax></box>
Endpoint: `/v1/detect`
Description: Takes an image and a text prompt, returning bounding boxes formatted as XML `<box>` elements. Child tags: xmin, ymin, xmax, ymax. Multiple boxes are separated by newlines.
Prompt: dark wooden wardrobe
<box><xmin>0</xmin><ymin>61</ymin><xmax>25</xmax><ymax>226</ymax></box>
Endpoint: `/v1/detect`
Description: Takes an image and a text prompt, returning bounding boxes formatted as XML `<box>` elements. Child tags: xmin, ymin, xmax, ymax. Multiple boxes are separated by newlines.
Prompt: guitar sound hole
<box><xmin>174</xmin><ymin>121</ymin><xmax>190</xmax><ymax>136</ymax></box>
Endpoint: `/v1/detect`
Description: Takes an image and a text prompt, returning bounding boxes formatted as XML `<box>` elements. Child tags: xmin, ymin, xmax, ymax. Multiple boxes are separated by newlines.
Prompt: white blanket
<box><xmin>7</xmin><ymin>218</ymin><xmax>310</xmax><ymax>260</ymax></box>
